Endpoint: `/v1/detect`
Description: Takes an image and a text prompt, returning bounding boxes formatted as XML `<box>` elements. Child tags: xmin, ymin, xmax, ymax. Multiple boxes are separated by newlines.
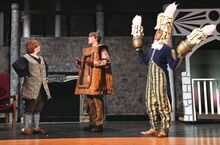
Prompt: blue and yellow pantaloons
<box><xmin>146</xmin><ymin>61</ymin><xmax>171</xmax><ymax>131</ymax></box>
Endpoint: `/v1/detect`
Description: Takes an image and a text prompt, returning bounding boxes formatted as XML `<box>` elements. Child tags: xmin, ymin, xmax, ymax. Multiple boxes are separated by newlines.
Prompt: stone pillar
<box><xmin>79</xmin><ymin>94</ymin><xmax>90</xmax><ymax>122</ymax></box>
<box><xmin>181</xmin><ymin>71</ymin><xmax>194</xmax><ymax>121</ymax></box>
<box><xmin>10</xmin><ymin>3</ymin><xmax>20</xmax><ymax>96</ymax></box>
<box><xmin>96</xmin><ymin>5</ymin><xmax>104</xmax><ymax>44</ymax></box>
<box><xmin>55</xmin><ymin>0</ymin><xmax>61</xmax><ymax>37</ymax></box>
<box><xmin>23</xmin><ymin>0</ymin><xmax>31</xmax><ymax>37</ymax></box>
<box><xmin>0</xmin><ymin>13</ymin><xmax>3</xmax><ymax>45</ymax></box>
<box><xmin>96</xmin><ymin>5</ymin><xmax>106</xmax><ymax>120</ymax></box>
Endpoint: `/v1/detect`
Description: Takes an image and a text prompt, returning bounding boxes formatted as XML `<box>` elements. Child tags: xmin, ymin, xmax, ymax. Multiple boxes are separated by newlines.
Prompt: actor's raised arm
<box><xmin>93</xmin><ymin>49</ymin><xmax>111</xmax><ymax>67</ymax></box>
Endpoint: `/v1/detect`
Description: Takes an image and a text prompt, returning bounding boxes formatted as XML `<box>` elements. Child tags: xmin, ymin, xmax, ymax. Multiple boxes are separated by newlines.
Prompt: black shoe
<box><xmin>83</xmin><ymin>124</ymin><xmax>93</xmax><ymax>131</ymax></box>
<box><xmin>90</xmin><ymin>125</ymin><xmax>103</xmax><ymax>132</ymax></box>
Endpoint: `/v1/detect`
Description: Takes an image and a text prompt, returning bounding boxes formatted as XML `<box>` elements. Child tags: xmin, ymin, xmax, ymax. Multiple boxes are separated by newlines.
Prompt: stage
<box><xmin>0</xmin><ymin>121</ymin><xmax>220</xmax><ymax>145</ymax></box>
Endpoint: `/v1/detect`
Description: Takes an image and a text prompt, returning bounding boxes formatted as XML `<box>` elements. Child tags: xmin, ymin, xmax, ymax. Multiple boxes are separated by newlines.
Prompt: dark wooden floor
<box><xmin>0</xmin><ymin>121</ymin><xmax>220</xmax><ymax>145</ymax></box>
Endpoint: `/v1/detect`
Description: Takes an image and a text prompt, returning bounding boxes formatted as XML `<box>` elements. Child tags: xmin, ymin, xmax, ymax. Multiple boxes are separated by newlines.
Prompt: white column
<box><xmin>55</xmin><ymin>0</ymin><xmax>61</xmax><ymax>37</ymax></box>
<box><xmin>168</xmin><ymin>51</ymin><xmax>175</xmax><ymax>121</ymax></box>
<box><xmin>198</xmin><ymin>81</ymin><xmax>202</xmax><ymax>114</ymax></box>
<box><xmin>210</xmin><ymin>81</ymin><xmax>214</xmax><ymax>114</ymax></box>
<box><xmin>168</xmin><ymin>23</ymin><xmax>176</xmax><ymax>122</ymax></box>
<box><xmin>216</xmin><ymin>82</ymin><xmax>220</xmax><ymax>114</ymax></box>
<box><xmin>23</xmin><ymin>0</ymin><xmax>31</xmax><ymax>37</ymax></box>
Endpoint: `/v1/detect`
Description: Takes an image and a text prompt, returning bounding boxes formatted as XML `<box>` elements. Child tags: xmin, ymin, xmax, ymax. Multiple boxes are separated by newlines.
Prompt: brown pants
<box><xmin>87</xmin><ymin>95</ymin><xmax>104</xmax><ymax>126</ymax></box>
<box><xmin>23</xmin><ymin>85</ymin><xmax>47</xmax><ymax>114</ymax></box>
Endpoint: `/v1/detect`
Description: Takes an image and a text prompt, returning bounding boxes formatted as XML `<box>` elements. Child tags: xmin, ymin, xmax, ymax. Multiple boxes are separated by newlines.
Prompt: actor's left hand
<box><xmin>86</xmin><ymin>59</ymin><xmax>93</xmax><ymax>67</ymax></box>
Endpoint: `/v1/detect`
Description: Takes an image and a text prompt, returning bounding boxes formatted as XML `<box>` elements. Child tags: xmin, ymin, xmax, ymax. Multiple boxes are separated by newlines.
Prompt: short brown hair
<box><xmin>89</xmin><ymin>32</ymin><xmax>101</xmax><ymax>43</ymax></box>
<box><xmin>25</xmin><ymin>39</ymin><xmax>40</xmax><ymax>54</ymax></box>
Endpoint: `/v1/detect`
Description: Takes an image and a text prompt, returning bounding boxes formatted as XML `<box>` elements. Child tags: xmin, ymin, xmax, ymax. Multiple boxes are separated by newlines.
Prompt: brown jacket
<box><xmin>75</xmin><ymin>45</ymin><xmax>114</xmax><ymax>95</ymax></box>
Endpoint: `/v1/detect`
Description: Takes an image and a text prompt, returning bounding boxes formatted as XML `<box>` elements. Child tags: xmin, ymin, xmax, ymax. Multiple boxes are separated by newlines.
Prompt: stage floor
<box><xmin>0</xmin><ymin>121</ymin><xmax>220</xmax><ymax>145</ymax></box>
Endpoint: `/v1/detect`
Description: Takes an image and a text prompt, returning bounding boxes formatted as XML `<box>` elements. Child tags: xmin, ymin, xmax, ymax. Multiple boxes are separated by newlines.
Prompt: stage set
<box><xmin>0</xmin><ymin>0</ymin><xmax>220</xmax><ymax>145</ymax></box>
<box><xmin>0</xmin><ymin>121</ymin><xmax>220</xmax><ymax>145</ymax></box>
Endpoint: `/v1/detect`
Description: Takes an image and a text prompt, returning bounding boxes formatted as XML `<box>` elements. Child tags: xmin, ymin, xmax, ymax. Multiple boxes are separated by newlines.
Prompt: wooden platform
<box><xmin>1</xmin><ymin>137</ymin><xmax>220</xmax><ymax>145</ymax></box>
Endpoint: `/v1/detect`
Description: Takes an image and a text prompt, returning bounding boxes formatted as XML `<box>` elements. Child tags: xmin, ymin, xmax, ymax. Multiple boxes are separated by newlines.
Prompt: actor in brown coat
<box><xmin>75</xmin><ymin>32</ymin><xmax>114</xmax><ymax>132</ymax></box>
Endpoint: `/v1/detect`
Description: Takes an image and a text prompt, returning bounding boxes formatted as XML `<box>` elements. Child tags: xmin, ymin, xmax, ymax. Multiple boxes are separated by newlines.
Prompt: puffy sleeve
<box><xmin>12</xmin><ymin>57</ymin><xmax>29</xmax><ymax>77</ymax></box>
<box><xmin>137</xmin><ymin>49</ymin><xmax>150</xmax><ymax>65</ymax></box>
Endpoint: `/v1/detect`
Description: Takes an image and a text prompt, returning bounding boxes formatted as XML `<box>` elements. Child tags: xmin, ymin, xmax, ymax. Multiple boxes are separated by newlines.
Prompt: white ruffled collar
<box><xmin>151</xmin><ymin>40</ymin><xmax>163</xmax><ymax>50</ymax></box>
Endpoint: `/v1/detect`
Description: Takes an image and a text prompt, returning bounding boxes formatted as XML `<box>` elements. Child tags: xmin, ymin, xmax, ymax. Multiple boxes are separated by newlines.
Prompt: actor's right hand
<box><xmin>73</xmin><ymin>58</ymin><xmax>81</xmax><ymax>69</ymax></box>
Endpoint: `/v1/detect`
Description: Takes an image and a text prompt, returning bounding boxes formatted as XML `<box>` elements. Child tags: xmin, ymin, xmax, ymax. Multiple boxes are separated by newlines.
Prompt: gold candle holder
<box><xmin>132</xmin><ymin>36</ymin><xmax>143</xmax><ymax>49</ymax></box>
<box><xmin>177</xmin><ymin>40</ymin><xmax>195</xmax><ymax>58</ymax></box>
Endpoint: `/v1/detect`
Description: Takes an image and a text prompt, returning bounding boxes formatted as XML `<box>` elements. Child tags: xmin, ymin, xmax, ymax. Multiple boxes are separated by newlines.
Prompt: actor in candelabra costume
<box><xmin>131</xmin><ymin>3</ymin><xmax>216</xmax><ymax>137</ymax></box>
<box><xmin>75</xmin><ymin>32</ymin><xmax>114</xmax><ymax>132</ymax></box>
<box><xmin>12</xmin><ymin>39</ymin><xmax>51</xmax><ymax>135</ymax></box>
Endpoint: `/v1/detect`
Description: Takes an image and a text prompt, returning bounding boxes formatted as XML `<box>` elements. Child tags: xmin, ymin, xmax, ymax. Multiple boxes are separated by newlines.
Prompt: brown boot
<box><xmin>157</xmin><ymin>130</ymin><xmax>168</xmax><ymax>138</ymax></box>
<box><xmin>33</xmin><ymin>128</ymin><xmax>46</xmax><ymax>134</ymax></box>
<box><xmin>140</xmin><ymin>128</ymin><xmax>159</xmax><ymax>136</ymax></box>
<box><xmin>90</xmin><ymin>125</ymin><xmax>103</xmax><ymax>132</ymax></box>
<box><xmin>21</xmin><ymin>129</ymin><xmax>32</xmax><ymax>135</ymax></box>
<box><xmin>83</xmin><ymin>124</ymin><xmax>94</xmax><ymax>131</ymax></box>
